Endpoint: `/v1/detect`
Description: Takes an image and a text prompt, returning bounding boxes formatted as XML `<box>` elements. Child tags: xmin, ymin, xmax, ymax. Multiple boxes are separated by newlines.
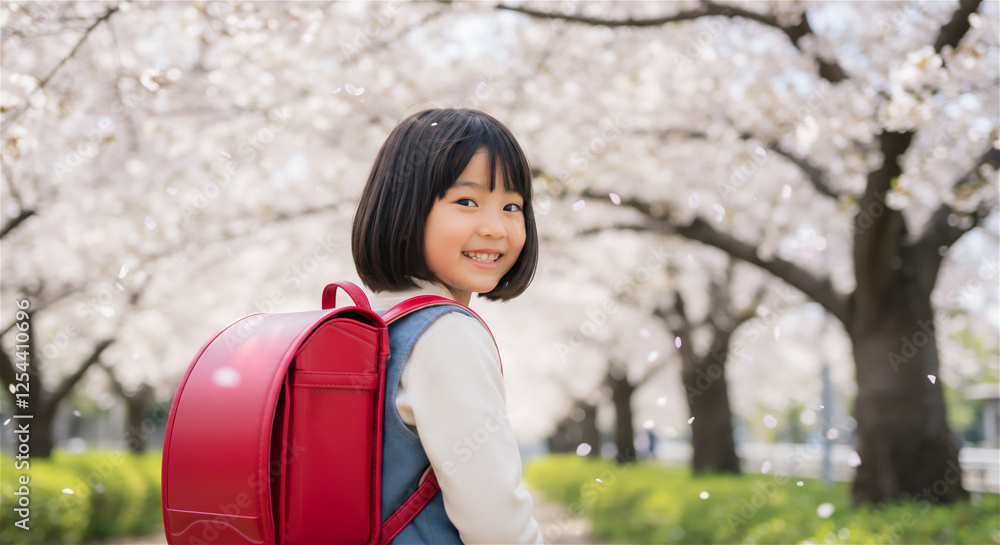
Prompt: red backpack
<box><xmin>161</xmin><ymin>281</ymin><xmax>495</xmax><ymax>544</ymax></box>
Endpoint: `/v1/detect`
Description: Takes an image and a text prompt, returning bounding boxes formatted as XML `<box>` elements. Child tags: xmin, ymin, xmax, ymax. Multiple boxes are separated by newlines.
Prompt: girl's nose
<box><xmin>477</xmin><ymin>209</ymin><xmax>506</xmax><ymax>239</ymax></box>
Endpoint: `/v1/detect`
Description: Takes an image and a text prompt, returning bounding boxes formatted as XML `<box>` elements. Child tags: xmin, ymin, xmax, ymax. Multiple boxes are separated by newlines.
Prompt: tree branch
<box><xmin>646</xmin><ymin>127</ymin><xmax>843</xmax><ymax>200</ymax></box>
<box><xmin>581</xmin><ymin>188</ymin><xmax>850</xmax><ymax>324</ymax></box>
<box><xmin>0</xmin><ymin>209</ymin><xmax>35</xmax><ymax>239</ymax></box>
<box><xmin>852</xmin><ymin>130</ymin><xmax>914</xmax><ymax>298</ymax></box>
<box><xmin>1</xmin><ymin>4</ymin><xmax>120</xmax><ymax>131</ymax></box>
<box><xmin>45</xmin><ymin>339</ymin><xmax>113</xmax><ymax>416</ymax></box>
<box><xmin>767</xmin><ymin>141</ymin><xmax>841</xmax><ymax>200</ymax></box>
<box><xmin>498</xmin><ymin>1</ymin><xmax>847</xmax><ymax>83</ymax></box>
<box><xmin>913</xmin><ymin>145</ymin><xmax>1000</xmax><ymax>290</ymax></box>
<box><xmin>934</xmin><ymin>0</ymin><xmax>982</xmax><ymax>53</ymax></box>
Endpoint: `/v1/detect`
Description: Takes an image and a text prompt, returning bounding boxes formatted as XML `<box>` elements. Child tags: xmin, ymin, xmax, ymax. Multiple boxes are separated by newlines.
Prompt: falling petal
<box><xmin>345</xmin><ymin>83</ymin><xmax>365</xmax><ymax>96</ymax></box>
<box><xmin>115</xmin><ymin>282</ymin><xmax>125</xmax><ymax>291</ymax></box>
<box><xmin>781</xmin><ymin>184</ymin><xmax>792</xmax><ymax>199</ymax></box>
<box><xmin>657</xmin><ymin>396</ymin><xmax>667</xmax><ymax>406</ymax></box>
<box><xmin>928</xmin><ymin>375</ymin><xmax>936</xmax><ymax>384</ymax></box>
<box><xmin>714</xmin><ymin>203</ymin><xmax>726</xmax><ymax>221</ymax></box>
<box><xmin>166</xmin><ymin>187</ymin><xmax>178</xmax><ymax>195</ymax></box>
<box><xmin>848</xmin><ymin>451</ymin><xmax>862</xmax><ymax>467</ymax></box>
<box><xmin>688</xmin><ymin>192</ymin><xmax>700</xmax><ymax>209</ymax></box>
<box><xmin>212</xmin><ymin>367</ymin><xmax>241</xmax><ymax>388</ymax></box>
<box><xmin>219</xmin><ymin>150</ymin><xmax>232</xmax><ymax>159</ymax></box>
<box><xmin>647</xmin><ymin>350</ymin><xmax>659</xmax><ymax>363</ymax></box>
<box><xmin>576</xmin><ymin>443</ymin><xmax>592</xmax><ymax>456</ymax></box>
<box><xmin>797</xmin><ymin>481</ymin><xmax>804</xmax><ymax>486</ymax></box>
<box><xmin>431</xmin><ymin>122</ymin><xmax>438</xmax><ymax>126</ymax></box>
<box><xmin>333</xmin><ymin>87</ymin><xmax>342</xmax><ymax>94</ymax></box>
<box><xmin>609</xmin><ymin>192</ymin><xmax>621</xmax><ymax>205</ymax></box>
<box><xmin>9</xmin><ymin>384</ymin><xmax>15</xmax><ymax>394</ymax></box>
<box><xmin>761</xmin><ymin>460</ymin><xmax>772</xmax><ymax>474</ymax></box>
<box><xmin>144</xmin><ymin>216</ymin><xmax>157</xmax><ymax>230</ymax></box>
<box><xmin>774</xmin><ymin>326</ymin><xmax>781</xmax><ymax>340</ymax></box>
<box><xmin>63</xmin><ymin>488</ymin><xmax>75</xmax><ymax>495</ymax></box>
<box><xmin>699</xmin><ymin>491</ymin><xmax>709</xmax><ymax>499</ymax></box>
<box><xmin>675</xmin><ymin>337</ymin><xmax>682</xmax><ymax>348</ymax></box>
<box><xmin>688</xmin><ymin>417</ymin><xmax>695</xmax><ymax>424</ymax></box>
<box><xmin>817</xmin><ymin>503</ymin><xmax>835</xmax><ymax>519</ymax></box>
<box><xmin>826</xmin><ymin>428</ymin><xmax>839</xmax><ymax>440</ymax></box>
<box><xmin>572</xmin><ymin>200</ymin><xmax>585</xmax><ymax>212</ymax></box>
<box><xmin>643</xmin><ymin>420</ymin><xmax>655</xmax><ymax>430</ymax></box>
<box><xmin>764</xmin><ymin>414</ymin><xmax>778</xmax><ymax>428</ymax></box>
<box><xmin>119</xmin><ymin>264</ymin><xmax>130</xmax><ymax>278</ymax></box>
<box><xmin>73</xmin><ymin>410</ymin><xmax>82</xmax><ymax>417</ymax></box>
<box><xmin>3</xmin><ymin>418</ymin><xmax>10</xmax><ymax>425</ymax></box>
<box><xmin>595</xmin><ymin>478</ymin><xmax>603</xmax><ymax>483</ymax></box>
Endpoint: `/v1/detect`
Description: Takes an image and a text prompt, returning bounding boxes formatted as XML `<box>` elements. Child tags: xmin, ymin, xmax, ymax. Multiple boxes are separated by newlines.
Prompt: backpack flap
<box><xmin>282</xmin><ymin>315</ymin><xmax>387</xmax><ymax>544</ymax></box>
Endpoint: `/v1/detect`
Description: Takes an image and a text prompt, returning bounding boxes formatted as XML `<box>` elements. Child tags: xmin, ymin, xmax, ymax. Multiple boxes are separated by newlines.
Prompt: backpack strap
<box><xmin>376</xmin><ymin>295</ymin><xmax>501</xmax><ymax>544</ymax></box>
<box><xmin>376</xmin><ymin>470</ymin><xmax>440</xmax><ymax>545</ymax></box>
<box><xmin>382</xmin><ymin>295</ymin><xmax>502</xmax><ymax>375</ymax></box>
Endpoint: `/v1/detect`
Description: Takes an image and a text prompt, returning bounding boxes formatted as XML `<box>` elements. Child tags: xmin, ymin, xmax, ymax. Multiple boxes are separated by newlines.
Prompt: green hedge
<box><xmin>525</xmin><ymin>454</ymin><xmax>1000</xmax><ymax>544</ymax></box>
<box><xmin>0</xmin><ymin>450</ymin><xmax>162</xmax><ymax>544</ymax></box>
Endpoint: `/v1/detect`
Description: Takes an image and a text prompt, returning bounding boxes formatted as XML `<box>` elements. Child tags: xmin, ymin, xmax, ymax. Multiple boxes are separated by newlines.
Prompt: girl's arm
<box><xmin>397</xmin><ymin>311</ymin><xmax>544</xmax><ymax>544</ymax></box>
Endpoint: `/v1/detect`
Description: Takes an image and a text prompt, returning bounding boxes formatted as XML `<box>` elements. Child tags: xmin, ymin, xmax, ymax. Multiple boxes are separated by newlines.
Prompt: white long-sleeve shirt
<box><xmin>369</xmin><ymin>281</ymin><xmax>543</xmax><ymax>544</ymax></box>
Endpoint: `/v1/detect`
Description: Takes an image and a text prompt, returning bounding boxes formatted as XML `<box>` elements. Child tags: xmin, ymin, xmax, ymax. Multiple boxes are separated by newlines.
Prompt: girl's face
<box><xmin>424</xmin><ymin>148</ymin><xmax>526</xmax><ymax>305</ymax></box>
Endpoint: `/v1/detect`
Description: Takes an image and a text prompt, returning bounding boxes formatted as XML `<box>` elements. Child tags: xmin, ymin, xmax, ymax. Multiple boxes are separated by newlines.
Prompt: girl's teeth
<box><xmin>464</xmin><ymin>252</ymin><xmax>500</xmax><ymax>263</ymax></box>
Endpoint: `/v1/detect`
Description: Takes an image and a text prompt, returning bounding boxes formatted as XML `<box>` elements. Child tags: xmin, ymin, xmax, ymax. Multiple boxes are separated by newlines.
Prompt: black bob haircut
<box><xmin>352</xmin><ymin>108</ymin><xmax>538</xmax><ymax>301</ymax></box>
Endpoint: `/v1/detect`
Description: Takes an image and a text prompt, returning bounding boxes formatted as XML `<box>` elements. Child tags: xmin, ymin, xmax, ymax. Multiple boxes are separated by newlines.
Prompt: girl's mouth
<box><xmin>463</xmin><ymin>251</ymin><xmax>501</xmax><ymax>263</ymax></box>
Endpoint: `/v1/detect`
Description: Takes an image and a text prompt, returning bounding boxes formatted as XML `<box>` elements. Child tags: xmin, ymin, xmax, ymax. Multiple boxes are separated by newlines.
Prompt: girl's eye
<box><xmin>504</xmin><ymin>203</ymin><xmax>523</xmax><ymax>212</ymax></box>
<box><xmin>456</xmin><ymin>198</ymin><xmax>477</xmax><ymax>207</ymax></box>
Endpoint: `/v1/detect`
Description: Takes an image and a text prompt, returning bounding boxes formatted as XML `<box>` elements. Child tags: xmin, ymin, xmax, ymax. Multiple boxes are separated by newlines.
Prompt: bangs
<box><xmin>427</xmin><ymin>112</ymin><xmax>532</xmax><ymax>201</ymax></box>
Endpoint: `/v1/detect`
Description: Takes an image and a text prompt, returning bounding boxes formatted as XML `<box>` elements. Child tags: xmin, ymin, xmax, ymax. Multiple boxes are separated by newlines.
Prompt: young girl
<box><xmin>352</xmin><ymin>108</ymin><xmax>544</xmax><ymax>543</ymax></box>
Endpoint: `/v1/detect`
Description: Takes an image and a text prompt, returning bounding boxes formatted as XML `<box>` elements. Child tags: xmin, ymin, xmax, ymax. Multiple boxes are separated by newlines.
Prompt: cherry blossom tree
<box><xmin>505</xmin><ymin>0</ymin><xmax>998</xmax><ymax>504</ymax></box>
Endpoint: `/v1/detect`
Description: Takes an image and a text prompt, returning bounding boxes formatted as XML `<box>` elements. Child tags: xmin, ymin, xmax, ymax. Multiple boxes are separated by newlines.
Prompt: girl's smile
<box><xmin>423</xmin><ymin>148</ymin><xmax>526</xmax><ymax>305</ymax></box>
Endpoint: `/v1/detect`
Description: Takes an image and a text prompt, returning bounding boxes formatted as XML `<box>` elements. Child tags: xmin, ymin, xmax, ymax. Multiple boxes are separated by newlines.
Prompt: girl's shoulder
<box><xmin>417</xmin><ymin>309</ymin><xmax>494</xmax><ymax>351</ymax></box>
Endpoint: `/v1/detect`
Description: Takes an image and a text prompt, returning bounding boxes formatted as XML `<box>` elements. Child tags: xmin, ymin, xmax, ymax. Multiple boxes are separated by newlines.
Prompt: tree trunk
<box><xmin>123</xmin><ymin>385</ymin><xmax>154</xmax><ymax>453</ymax></box>
<box><xmin>683</xmin><ymin>356</ymin><xmax>741</xmax><ymax>474</ymax></box>
<box><xmin>607</xmin><ymin>371</ymin><xmax>637</xmax><ymax>463</ymax></box>
<box><xmin>848</xmin><ymin>130</ymin><xmax>967</xmax><ymax>505</ymax></box>
<box><xmin>849</xmin><ymin>271</ymin><xmax>967</xmax><ymax>504</ymax></box>
<box><xmin>578</xmin><ymin>402</ymin><xmax>601</xmax><ymax>458</ymax></box>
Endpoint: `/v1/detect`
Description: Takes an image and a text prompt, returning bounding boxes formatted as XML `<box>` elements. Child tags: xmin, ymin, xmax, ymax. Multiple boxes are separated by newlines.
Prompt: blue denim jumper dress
<box><xmin>380</xmin><ymin>306</ymin><xmax>467</xmax><ymax>544</ymax></box>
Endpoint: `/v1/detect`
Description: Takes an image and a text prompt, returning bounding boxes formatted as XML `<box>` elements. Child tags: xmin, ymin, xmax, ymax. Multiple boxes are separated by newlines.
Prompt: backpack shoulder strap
<box><xmin>382</xmin><ymin>295</ymin><xmax>502</xmax><ymax>375</ymax></box>
<box><xmin>376</xmin><ymin>296</ymin><xmax>501</xmax><ymax>544</ymax></box>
